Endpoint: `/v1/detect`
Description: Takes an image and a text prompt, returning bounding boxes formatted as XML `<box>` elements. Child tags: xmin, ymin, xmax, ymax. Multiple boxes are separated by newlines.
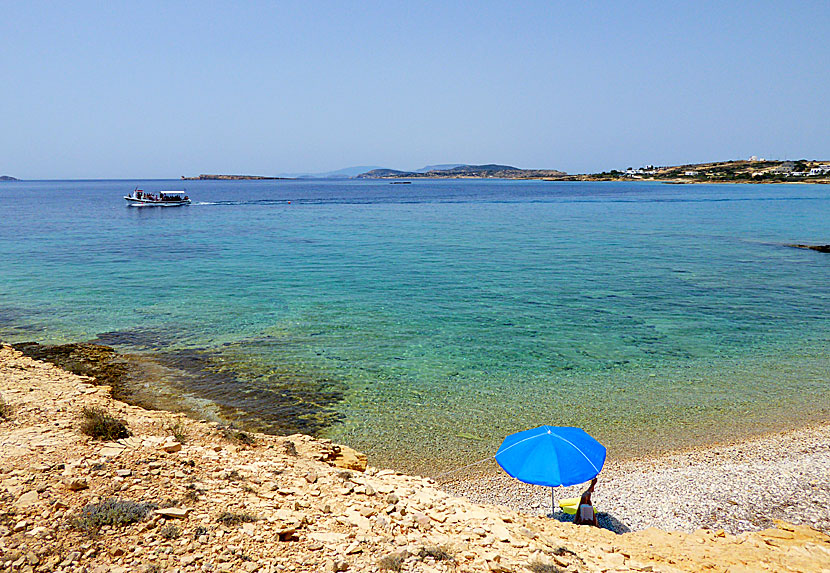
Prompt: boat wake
<box><xmin>193</xmin><ymin>200</ymin><xmax>292</xmax><ymax>206</ymax></box>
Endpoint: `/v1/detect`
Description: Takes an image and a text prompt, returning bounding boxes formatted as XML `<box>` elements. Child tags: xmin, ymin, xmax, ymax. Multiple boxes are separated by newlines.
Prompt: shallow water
<box><xmin>1</xmin><ymin>179</ymin><xmax>829</xmax><ymax>473</ymax></box>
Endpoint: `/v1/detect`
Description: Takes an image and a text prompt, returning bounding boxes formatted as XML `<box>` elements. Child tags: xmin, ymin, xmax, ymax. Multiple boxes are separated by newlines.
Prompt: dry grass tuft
<box><xmin>221</xmin><ymin>426</ymin><xmax>256</xmax><ymax>446</ymax></box>
<box><xmin>159</xmin><ymin>523</ymin><xmax>181</xmax><ymax>539</ymax></box>
<box><xmin>0</xmin><ymin>398</ymin><xmax>12</xmax><ymax>420</ymax></box>
<box><xmin>216</xmin><ymin>511</ymin><xmax>258</xmax><ymax>525</ymax></box>
<box><xmin>79</xmin><ymin>407</ymin><xmax>130</xmax><ymax>440</ymax></box>
<box><xmin>73</xmin><ymin>498</ymin><xmax>156</xmax><ymax>531</ymax></box>
<box><xmin>166</xmin><ymin>420</ymin><xmax>188</xmax><ymax>443</ymax></box>
<box><xmin>378</xmin><ymin>552</ymin><xmax>405</xmax><ymax>571</ymax></box>
<box><xmin>418</xmin><ymin>545</ymin><xmax>455</xmax><ymax>562</ymax></box>
<box><xmin>528</xmin><ymin>560</ymin><xmax>565</xmax><ymax>573</ymax></box>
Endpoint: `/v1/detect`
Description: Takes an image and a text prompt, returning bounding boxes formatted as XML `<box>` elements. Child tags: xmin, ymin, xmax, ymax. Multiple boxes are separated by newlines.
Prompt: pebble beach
<box><xmin>443</xmin><ymin>423</ymin><xmax>830</xmax><ymax>535</ymax></box>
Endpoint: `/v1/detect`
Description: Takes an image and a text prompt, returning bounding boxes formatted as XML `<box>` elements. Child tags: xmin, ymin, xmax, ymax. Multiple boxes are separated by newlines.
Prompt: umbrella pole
<box><xmin>551</xmin><ymin>487</ymin><xmax>554</xmax><ymax>517</ymax></box>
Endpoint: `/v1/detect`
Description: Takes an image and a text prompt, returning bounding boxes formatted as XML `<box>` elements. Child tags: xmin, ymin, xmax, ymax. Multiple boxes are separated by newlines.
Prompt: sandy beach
<box><xmin>2</xmin><ymin>343</ymin><xmax>830</xmax><ymax>572</ymax></box>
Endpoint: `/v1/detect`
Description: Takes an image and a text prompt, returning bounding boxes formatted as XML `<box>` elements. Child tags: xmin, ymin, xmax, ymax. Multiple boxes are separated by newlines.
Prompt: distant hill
<box><xmin>313</xmin><ymin>166</ymin><xmax>384</xmax><ymax>178</ymax></box>
<box><xmin>0</xmin><ymin>175</ymin><xmax>18</xmax><ymax>181</ymax></box>
<box><xmin>358</xmin><ymin>168</ymin><xmax>410</xmax><ymax>178</ymax></box>
<box><xmin>437</xmin><ymin>164</ymin><xmax>522</xmax><ymax>176</ymax></box>
<box><xmin>356</xmin><ymin>164</ymin><xmax>566</xmax><ymax>179</ymax></box>
<box><xmin>273</xmin><ymin>166</ymin><xmax>384</xmax><ymax>179</ymax></box>
<box><xmin>415</xmin><ymin>164</ymin><xmax>465</xmax><ymax>173</ymax></box>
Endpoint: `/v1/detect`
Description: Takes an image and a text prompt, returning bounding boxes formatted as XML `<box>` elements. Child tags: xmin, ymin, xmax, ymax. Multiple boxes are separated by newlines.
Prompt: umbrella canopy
<box><xmin>495</xmin><ymin>425</ymin><xmax>606</xmax><ymax>487</ymax></box>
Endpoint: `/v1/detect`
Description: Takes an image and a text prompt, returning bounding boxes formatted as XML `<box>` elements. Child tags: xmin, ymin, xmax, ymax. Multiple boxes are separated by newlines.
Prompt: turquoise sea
<box><xmin>1</xmin><ymin>179</ymin><xmax>829</xmax><ymax>474</ymax></box>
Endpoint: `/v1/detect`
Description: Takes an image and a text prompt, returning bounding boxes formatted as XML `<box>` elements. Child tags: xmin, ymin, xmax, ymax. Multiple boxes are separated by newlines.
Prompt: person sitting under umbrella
<box><xmin>494</xmin><ymin>425</ymin><xmax>606</xmax><ymax>518</ymax></box>
<box><xmin>573</xmin><ymin>478</ymin><xmax>598</xmax><ymax>526</ymax></box>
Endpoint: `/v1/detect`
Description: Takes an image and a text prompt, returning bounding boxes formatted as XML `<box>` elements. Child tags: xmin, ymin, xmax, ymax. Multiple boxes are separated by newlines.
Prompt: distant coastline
<box><xmin>12</xmin><ymin>159</ymin><xmax>830</xmax><ymax>183</ymax></box>
<box><xmin>354</xmin><ymin>159</ymin><xmax>830</xmax><ymax>183</ymax></box>
<box><xmin>181</xmin><ymin>174</ymin><xmax>292</xmax><ymax>181</ymax></box>
<box><xmin>356</xmin><ymin>164</ymin><xmax>567</xmax><ymax>180</ymax></box>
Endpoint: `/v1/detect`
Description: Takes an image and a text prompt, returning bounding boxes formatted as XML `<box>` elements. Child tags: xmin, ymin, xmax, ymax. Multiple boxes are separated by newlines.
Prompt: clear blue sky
<box><xmin>2</xmin><ymin>1</ymin><xmax>828</xmax><ymax>179</ymax></box>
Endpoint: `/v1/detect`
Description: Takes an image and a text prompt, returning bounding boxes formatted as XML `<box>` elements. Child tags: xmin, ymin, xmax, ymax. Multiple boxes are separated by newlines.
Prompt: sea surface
<box><xmin>1</xmin><ymin>179</ymin><xmax>829</xmax><ymax>474</ymax></box>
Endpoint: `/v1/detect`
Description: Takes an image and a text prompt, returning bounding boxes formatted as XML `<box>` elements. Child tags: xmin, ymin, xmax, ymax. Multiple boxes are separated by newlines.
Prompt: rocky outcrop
<box><xmin>11</xmin><ymin>342</ymin><xmax>128</xmax><ymax>385</ymax></box>
<box><xmin>788</xmin><ymin>243</ymin><xmax>830</xmax><ymax>253</ymax></box>
<box><xmin>1</xmin><ymin>344</ymin><xmax>829</xmax><ymax>572</ymax></box>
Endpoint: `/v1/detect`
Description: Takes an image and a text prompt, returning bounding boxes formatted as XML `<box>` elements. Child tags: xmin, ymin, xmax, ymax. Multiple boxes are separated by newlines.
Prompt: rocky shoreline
<box><xmin>2</xmin><ymin>344</ymin><xmax>829</xmax><ymax>572</ymax></box>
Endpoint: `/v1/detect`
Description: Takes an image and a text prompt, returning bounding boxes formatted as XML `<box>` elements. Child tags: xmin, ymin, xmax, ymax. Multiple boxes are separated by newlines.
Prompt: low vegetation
<box><xmin>378</xmin><ymin>552</ymin><xmax>405</xmax><ymax>571</ymax></box>
<box><xmin>73</xmin><ymin>498</ymin><xmax>156</xmax><ymax>531</ymax></box>
<box><xmin>166</xmin><ymin>420</ymin><xmax>188</xmax><ymax>443</ymax></box>
<box><xmin>221</xmin><ymin>426</ymin><xmax>256</xmax><ymax>446</ymax></box>
<box><xmin>215</xmin><ymin>511</ymin><xmax>258</xmax><ymax>525</ymax></box>
<box><xmin>0</xmin><ymin>398</ymin><xmax>12</xmax><ymax>420</ymax></box>
<box><xmin>223</xmin><ymin>469</ymin><xmax>243</xmax><ymax>481</ymax></box>
<box><xmin>159</xmin><ymin>523</ymin><xmax>180</xmax><ymax>540</ymax></box>
<box><xmin>193</xmin><ymin>526</ymin><xmax>208</xmax><ymax>539</ymax></box>
<box><xmin>80</xmin><ymin>406</ymin><xmax>130</xmax><ymax>440</ymax></box>
<box><xmin>552</xmin><ymin>547</ymin><xmax>577</xmax><ymax>557</ymax></box>
<box><xmin>528</xmin><ymin>560</ymin><xmax>565</xmax><ymax>573</ymax></box>
<box><xmin>417</xmin><ymin>545</ymin><xmax>455</xmax><ymax>562</ymax></box>
<box><xmin>377</xmin><ymin>546</ymin><xmax>454</xmax><ymax>571</ymax></box>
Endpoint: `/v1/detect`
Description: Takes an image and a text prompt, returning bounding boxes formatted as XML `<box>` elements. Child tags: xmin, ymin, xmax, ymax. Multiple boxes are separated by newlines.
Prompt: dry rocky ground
<box><xmin>1</xmin><ymin>344</ymin><xmax>829</xmax><ymax>572</ymax></box>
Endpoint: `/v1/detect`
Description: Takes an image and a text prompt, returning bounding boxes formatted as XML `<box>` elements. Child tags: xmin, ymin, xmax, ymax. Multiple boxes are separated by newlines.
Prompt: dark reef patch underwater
<box><xmin>11</xmin><ymin>334</ymin><xmax>345</xmax><ymax>436</ymax></box>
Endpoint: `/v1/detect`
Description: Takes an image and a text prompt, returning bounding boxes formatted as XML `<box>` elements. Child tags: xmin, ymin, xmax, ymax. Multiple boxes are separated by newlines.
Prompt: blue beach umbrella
<box><xmin>495</xmin><ymin>425</ymin><xmax>606</xmax><ymax>515</ymax></box>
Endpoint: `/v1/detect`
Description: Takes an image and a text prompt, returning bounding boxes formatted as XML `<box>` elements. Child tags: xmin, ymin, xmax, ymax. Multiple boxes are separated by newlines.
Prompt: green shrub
<box><xmin>74</xmin><ymin>498</ymin><xmax>156</xmax><ymax>531</ymax></box>
<box><xmin>80</xmin><ymin>407</ymin><xmax>130</xmax><ymax>440</ymax></box>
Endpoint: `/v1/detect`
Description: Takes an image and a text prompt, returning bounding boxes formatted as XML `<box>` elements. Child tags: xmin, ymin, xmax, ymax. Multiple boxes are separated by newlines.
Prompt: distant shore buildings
<box><xmin>606</xmin><ymin>158</ymin><xmax>830</xmax><ymax>182</ymax></box>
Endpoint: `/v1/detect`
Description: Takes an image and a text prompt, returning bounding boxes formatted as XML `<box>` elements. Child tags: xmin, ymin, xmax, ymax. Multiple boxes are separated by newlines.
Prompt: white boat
<box><xmin>125</xmin><ymin>189</ymin><xmax>191</xmax><ymax>206</ymax></box>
